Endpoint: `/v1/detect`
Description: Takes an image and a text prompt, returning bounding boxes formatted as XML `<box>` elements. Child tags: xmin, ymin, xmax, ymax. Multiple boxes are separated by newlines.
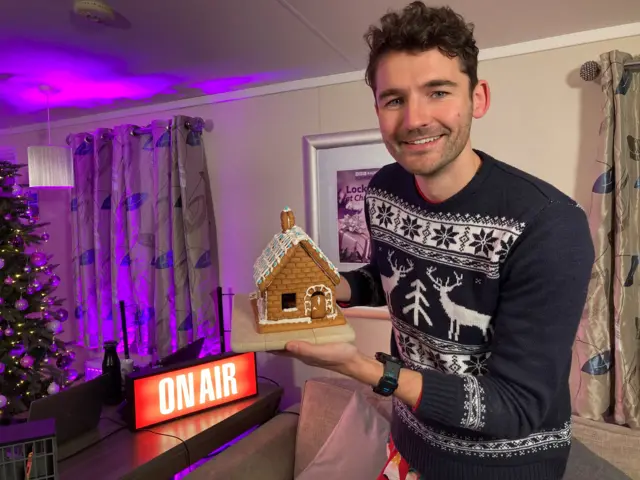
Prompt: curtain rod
<box><xmin>580</xmin><ymin>58</ymin><xmax>640</xmax><ymax>81</ymax></box>
<box><xmin>65</xmin><ymin>117</ymin><xmax>206</xmax><ymax>145</ymax></box>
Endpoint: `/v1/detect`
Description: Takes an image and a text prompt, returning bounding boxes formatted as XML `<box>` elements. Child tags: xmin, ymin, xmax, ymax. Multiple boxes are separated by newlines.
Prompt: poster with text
<box><xmin>336</xmin><ymin>168</ymin><xmax>379</xmax><ymax>263</ymax></box>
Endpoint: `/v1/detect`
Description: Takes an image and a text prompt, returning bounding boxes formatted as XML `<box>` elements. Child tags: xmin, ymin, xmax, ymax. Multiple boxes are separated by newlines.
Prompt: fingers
<box><xmin>284</xmin><ymin>340</ymin><xmax>314</xmax><ymax>354</ymax></box>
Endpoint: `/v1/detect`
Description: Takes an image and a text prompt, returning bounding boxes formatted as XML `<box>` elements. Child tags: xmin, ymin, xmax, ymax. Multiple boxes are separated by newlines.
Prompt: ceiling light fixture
<box><xmin>27</xmin><ymin>85</ymin><xmax>74</xmax><ymax>188</ymax></box>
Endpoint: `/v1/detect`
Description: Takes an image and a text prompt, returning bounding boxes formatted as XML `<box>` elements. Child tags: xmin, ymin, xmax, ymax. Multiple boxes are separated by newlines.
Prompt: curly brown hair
<box><xmin>364</xmin><ymin>2</ymin><xmax>479</xmax><ymax>95</ymax></box>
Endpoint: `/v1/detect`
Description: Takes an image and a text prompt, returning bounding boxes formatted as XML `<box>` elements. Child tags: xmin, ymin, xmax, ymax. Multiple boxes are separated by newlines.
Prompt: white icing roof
<box><xmin>253</xmin><ymin>225</ymin><xmax>339</xmax><ymax>288</ymax></box>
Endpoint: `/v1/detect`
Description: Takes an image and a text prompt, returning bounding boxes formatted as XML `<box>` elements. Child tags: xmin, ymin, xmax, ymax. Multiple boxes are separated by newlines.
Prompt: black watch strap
<box><xmin>373</xmin><ymin>352</ymin><xmax>402</xmax><ymax>396</ymax></box>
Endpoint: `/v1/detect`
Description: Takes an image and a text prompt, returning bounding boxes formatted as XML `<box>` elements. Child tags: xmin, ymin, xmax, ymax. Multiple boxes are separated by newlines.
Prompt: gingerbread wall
<box><xmin>264</xmin><ymin>244</ymin><xmax>336</xmax><ymax>320</ymax></box>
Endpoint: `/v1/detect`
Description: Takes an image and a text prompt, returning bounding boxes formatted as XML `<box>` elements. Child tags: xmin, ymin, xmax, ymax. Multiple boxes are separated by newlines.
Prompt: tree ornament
<box><xmin>65</xmin><ymin>368</ymin><xmax>79</xmax><ymax>383</ymax></box>
<box><xmin>56</xmin><ymin>355</ymin><xmax>72</xmax><ymax>369</ymax></box>
<box><xmin>23</xmin><ymin>265</ymin><xmax>31</xmax><ymax>273</ymax></box>
<box><xmin>19</xmin><ymin>355</ymin><xmax>34</xmax><ymax>368</ymax></box>
<box><xmin>25</xmin><ymin>286</ymin><xmax>34</xmax><ymax>295</ymax></box>
<box><xmin>0</xmin><ymin>258</ymin><xmax>4</xmax><ymax>269</ymax></box>
<box><xmin>56</xmin><ymin>308</ymin><xmax>69</xmax><ymax>322</ymax></box>
<box><xmin>4</xmin><ymin>327</ymin><xmax>13</xmax><ymax>336</ymax></box>
<box><xmin>29</xmin><ymin>252</ymin><xmax>47</xmax><ymax>267</ymax></box>
<box><xmin>41</xmin><ymin>232</ymin><xmax>50</xmax><ymax>241</ymax></box>
<box><xmin>3</xmin><ymin>214</ymin><xmax>11</xmax><ymax>221</ymax></box>
<box><xmin>31</xmin><ymin>279</ymin><xmax>42</xmax><ymax>291</ymax></box>
<box><xmin>46</xmin><ymin>320</ymin><xmax>61</xmax><ymax>334</ymax></box>
<box><xmin>4</xmin><ymin>276</ymin><xmax>14</xmax><ymax>285</ymax></box>
<box><xmin>15</xmin><ymin>298</ymin><xmax>28</xmax><ymax>311</ymax></box>
<box><xmin>47</xmin><ymin>382</ymin><xmax>60</xmax><ymax>395</ymax></box>
<box><xmin>49</xmin><ymin>275</ymin><xmax>60</xmax><ymax>287</ymax></box>
<box><xmin>0</xmin><ymin>362</ymin><xmax>4</xmax><ymax>374</ymax></box>
<box><xmin>0</xmin><ymin>395</ymin><xmax>7</xmax><ymax>408</ymax></box>
<box><xmin>12</xmin><ymin>185</ymin><xmax>22</xmax><ymax>196</ymax></box>
<box><xmin>10</xmin><ymin>345</ymin><xmax>24</xmax><ymax>357</ymax></box>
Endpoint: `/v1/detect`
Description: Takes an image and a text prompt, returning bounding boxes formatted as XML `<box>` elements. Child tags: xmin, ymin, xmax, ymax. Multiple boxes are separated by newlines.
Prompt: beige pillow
<box><xmin>295</xmin><ymin>390</ymin><xmax>390</xmax><ymax>480</ymax></box>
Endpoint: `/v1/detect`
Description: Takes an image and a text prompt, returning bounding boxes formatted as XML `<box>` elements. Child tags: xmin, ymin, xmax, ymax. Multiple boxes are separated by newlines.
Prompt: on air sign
<box><xmin>125</xmin><ymin>352</ymin><xmax>258</xmax><ymax>430</ymax></box>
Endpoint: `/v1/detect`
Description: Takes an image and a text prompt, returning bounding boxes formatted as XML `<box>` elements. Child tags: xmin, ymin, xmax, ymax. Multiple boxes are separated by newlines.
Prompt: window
<box><xmin>281</xmin><ymin>293</ymin><xmax>296</xmax><ymax>310</ymax></box>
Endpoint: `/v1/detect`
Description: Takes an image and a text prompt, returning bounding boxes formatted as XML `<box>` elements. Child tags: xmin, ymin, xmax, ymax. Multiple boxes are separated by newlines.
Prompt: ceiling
<box><xmin>0</xmin><ymin>0</ymin><xmax>638</xmax><ymax>130</ymax></box>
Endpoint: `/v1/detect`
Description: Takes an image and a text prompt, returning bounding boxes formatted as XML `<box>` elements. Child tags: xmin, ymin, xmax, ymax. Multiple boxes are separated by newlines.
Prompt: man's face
<box><xmin>374</xmin><ymin>49</ymin><xmax>489</xmax><ymax>177</ymax></box>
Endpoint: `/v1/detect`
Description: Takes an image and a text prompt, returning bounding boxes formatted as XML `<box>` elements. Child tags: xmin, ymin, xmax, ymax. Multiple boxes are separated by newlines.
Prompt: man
<box><xmin>280</xmin><ymin>2</ymin><xmax>595</xmax><ymax>479</ymax></box>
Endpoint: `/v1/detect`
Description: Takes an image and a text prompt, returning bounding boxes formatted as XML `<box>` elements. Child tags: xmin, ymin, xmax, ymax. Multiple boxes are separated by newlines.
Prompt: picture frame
<box><xmin>302</xmin><ymin>128</ymin><xmax>394</xmax><ymax>319</ymax></box>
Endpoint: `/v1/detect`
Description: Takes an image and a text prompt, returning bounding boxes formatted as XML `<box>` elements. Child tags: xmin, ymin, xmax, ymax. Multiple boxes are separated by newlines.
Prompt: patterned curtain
<box><xmin>571</xmin><ymin>51</ymin><xmax>640</xmax><ymax>428</ymax></box>
<box><xmin>68</xmin><ymin>115</ymin><xmax>219</xmax><ymax>360</ymax></box>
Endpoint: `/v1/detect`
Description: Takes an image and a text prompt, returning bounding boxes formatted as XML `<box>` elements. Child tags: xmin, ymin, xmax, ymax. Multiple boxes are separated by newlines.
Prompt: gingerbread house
<box><xmin>250</xmin><ymin>207</ymin><xmax>346</xmax><ymax>334</ymax></box>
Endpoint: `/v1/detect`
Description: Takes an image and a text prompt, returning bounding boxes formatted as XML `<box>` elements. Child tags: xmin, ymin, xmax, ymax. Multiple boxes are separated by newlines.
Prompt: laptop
<box><xmin>27</xmin><ymin>374</ymin><xmax>106</xmax><ymax>445</ymax></box>
<box><xmin>157</xmin><ymin>337</ymin><xmax>205</xmax><ymax>368</ymax></box>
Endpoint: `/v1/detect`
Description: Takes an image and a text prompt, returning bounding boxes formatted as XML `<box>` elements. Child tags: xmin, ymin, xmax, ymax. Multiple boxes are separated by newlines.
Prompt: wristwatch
<box><xmin>373</xmin><ymin>352</ymin><xmax>403</xmax><ymax>396</ymax></box>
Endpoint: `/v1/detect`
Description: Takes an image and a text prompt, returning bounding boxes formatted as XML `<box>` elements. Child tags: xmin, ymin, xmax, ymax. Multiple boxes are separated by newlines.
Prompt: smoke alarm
<box><xmin>73</xmin><ymin>0</ymin><xmax>115</xmax><ymax>24</ymax></box>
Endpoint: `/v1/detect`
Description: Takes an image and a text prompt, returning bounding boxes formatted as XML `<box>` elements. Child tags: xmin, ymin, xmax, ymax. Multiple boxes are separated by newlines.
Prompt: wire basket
<box><xmin>0</xmin><ymin>418</ymin><xmax>58</xmax><ymax>480</ymax></box>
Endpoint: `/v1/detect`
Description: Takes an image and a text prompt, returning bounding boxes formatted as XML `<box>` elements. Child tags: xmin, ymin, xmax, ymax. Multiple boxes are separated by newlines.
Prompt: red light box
<box><xmin>125</xmin><ymin>351</ymin><xmax>258</xmax><ymax>430</ymax></box>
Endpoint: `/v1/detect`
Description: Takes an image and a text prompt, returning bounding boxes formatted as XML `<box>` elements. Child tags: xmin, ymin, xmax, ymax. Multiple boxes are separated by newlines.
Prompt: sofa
<box><xmin>185</xmin><ymin>377</ymin><xmax>640</xmax><ymax>479</ymax></box>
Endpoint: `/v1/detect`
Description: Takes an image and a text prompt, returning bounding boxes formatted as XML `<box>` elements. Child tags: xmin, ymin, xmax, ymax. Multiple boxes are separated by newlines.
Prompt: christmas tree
<box><xmin>0</xmin><ymin>161</ymin><xmax>77</xmax><ymax>422</ymax></box>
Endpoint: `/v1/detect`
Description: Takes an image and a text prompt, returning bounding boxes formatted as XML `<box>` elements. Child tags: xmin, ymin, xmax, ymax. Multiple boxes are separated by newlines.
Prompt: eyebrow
<box><xmin>377</xmin><ymin>79</ymin><xmax>459</xmax><ymax>102</ymax></box>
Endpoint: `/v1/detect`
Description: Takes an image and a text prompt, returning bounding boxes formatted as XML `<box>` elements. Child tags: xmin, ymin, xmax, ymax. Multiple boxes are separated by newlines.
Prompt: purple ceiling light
<box><xmin>27</xmin><ymin>85</ymin><xmax>74</xmax><ymax>189</ymax></box>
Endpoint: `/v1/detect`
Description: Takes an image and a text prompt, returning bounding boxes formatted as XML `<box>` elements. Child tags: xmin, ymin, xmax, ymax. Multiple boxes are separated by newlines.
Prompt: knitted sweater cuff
<box><xmin>414</xmin><ymin>369</ymin><xmax>462</xmax><ymax>425</ymax></box>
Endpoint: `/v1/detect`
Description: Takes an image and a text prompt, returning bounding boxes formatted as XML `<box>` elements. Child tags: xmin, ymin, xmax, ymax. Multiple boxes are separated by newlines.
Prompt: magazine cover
<box><xmin>336</xmin><ymin>168</ymin><xmax>378</xmax><ymax>264</ymax></box>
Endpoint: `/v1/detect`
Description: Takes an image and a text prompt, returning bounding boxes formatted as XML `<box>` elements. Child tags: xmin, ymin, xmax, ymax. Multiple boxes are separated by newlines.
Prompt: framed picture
<box><xmin>302</xmin><ymin>128</ymin><xmax>394</xmax><ymax>319</ymax></box>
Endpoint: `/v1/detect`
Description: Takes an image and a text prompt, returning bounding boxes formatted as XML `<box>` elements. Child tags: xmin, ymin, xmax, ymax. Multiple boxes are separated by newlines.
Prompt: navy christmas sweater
<box><xmin>341</xmin><ymin>151</ymin><xmax>595</xmax><ymax>480</ymax></box>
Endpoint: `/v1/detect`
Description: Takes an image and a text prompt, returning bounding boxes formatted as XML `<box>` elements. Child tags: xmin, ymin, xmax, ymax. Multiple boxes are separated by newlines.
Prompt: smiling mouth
<box><xmin>402</xmin><ymin>135</ymin><xmax>443</xmax><ymax>145</ymax></box>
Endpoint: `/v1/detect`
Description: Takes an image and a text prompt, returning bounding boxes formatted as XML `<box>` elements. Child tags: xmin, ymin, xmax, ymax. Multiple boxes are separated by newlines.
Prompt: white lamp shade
<box><xmin>27</xmin><ymin>146</ymin><xmax>74</xmax><ymax>188</ymax></box>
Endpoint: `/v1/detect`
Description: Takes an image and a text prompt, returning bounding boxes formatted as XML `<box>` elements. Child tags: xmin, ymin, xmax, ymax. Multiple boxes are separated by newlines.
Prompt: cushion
<box><xmin>293</xmin><ymin>377</ymin><xmax>392</xmax><ymax>476</ymax></box>
<box><xmin>295</xmin><ymin>390</ymin><xmax>390</xmax><ymax>480</ymax></box>
<box><xmin>564</xmin><ymin>439</ymin><xmax>632</xmax><ymax>480</ymax></box>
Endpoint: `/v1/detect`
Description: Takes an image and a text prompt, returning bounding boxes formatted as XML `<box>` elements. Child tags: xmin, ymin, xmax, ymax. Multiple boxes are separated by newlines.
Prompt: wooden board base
<box><xmin>231</xmin><ymin>293</ymin><xmax>356</xmax><ymax>353</ymax></box>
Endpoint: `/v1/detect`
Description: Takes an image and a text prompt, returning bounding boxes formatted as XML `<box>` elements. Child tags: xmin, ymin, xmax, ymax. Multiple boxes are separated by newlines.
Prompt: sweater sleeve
<box><xmin>412</xmin><ymin>202</ymin><xmax>595</xmax><ymax>439</ymax></box>
<box><xmin>338</xmin><ymin>193</ymin><xmax>387</xmax><ymax>308</ymax></box>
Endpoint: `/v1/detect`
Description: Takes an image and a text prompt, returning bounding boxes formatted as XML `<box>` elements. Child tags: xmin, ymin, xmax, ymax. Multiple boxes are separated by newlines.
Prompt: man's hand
<box><xmin>278</xmin><ymin>340</ymin><xmax>424</xmax><ymax>409</ymax></box>
<box><xmin>277</xmin><ymin>341</ymin><xmax>362</xmax><ymax>377</ymax></box>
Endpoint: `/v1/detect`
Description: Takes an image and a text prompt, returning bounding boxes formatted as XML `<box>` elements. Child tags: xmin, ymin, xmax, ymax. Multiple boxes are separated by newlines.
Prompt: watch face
<box><xmin>374</xmin><ymin>377</ymin><xmax>397</xmax><ymax>396</ymax></box>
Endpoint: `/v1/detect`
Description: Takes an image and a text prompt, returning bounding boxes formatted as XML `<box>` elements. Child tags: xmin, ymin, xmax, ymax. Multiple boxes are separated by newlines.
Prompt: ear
<box><xmin>472</xmin><ymin>80</ymin><xmax>490</xmax><ymax>119</ymax></box>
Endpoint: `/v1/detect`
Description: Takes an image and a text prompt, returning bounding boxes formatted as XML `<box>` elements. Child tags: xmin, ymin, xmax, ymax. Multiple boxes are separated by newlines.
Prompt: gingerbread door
<box><xmin>310</xmin><ymin>292</ymin><xmax>326</xmax><ymax>319</ymax></box>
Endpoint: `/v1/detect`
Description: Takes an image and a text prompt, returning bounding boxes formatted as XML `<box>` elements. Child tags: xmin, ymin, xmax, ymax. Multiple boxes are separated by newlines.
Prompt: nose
<box><xmin>403</xmin><ymin>95</ymin><xmax>431</xmax><ymax>131</ymax></box>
